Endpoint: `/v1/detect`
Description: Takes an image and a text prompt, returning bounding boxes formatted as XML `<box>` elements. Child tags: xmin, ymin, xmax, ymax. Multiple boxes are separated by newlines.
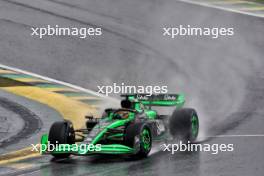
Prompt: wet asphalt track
<box><xmin>0</xmin><ymin>0</ymin><xmax>264</xmax><ymax>175</ymax></box>
<box><xmin>0</xmin><ymin>96</ymin><xmax>41</xmax><ymax>149</ymax></box>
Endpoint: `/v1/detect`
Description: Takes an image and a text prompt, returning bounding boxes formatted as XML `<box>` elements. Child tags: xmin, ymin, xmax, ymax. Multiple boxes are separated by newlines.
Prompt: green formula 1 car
<box><xmin>40</xmin><ymin>94</ymin><xmax>199</xmax><ymax>158</ymax></box>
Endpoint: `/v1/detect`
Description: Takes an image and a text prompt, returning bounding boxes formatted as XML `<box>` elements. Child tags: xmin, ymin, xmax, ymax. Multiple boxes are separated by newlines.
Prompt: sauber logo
<box><xmin>137</xmin><ymin>94</ymin><xmax>149</xmax><ymax>100</ymax></box>
<box><xmin>164</xmin><ymin>94</ymin><xmax>176</xmax><ymax>100</ymax></box>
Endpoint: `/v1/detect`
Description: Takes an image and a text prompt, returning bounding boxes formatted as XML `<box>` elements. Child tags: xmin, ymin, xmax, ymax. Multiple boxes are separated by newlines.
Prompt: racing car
<box><xmin>40</xmin><ymin>94</ymin><xmax>199</xmax><ymax>158</ymax></box>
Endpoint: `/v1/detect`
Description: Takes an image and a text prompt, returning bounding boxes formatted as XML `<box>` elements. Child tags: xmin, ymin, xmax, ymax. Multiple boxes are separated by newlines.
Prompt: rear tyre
<box><xmin>169</xmin><ymin>108</ymin><xmax>199</xmax><ymax>142</ymax></box>
<box><xmin>124</xmin><ymin>123</ymin><xmax>152</xmax><ymax>158</ymax></box>
<box><xmin>48</xmin><ymin>120</ymin><xmax>75</xmax><ymax>158</ymax></box>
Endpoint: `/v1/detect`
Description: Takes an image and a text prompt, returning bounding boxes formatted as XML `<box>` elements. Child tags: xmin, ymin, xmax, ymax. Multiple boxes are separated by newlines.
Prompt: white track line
<box><xmin>208</xmin><ymin>134</ymin><xmax>264</xmax><ymax>137</ymax></box>
<box><xmin>0</xmin><ymin>63</ymin><xmax>118</xmax><ymax>102</ymax></box>
<box><xmin>178</xmin><ymin>0</ymin><xmax>264</xmax><ymax>18</ymax></box>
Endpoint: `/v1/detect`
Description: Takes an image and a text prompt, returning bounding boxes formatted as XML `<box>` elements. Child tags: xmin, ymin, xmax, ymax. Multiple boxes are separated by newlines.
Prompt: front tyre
<box><xmin>124</xmin><ymin>123</ymin><xmax>152</xmax><ymax>158</ymax></box>
<box><xmin>48</xmin><ymin>120</ymin><xmax>75</xmax><ymax>158</ymax></box>
<box><xmin>169</xmin><ymin>108</ymin><xmax>199</xmax><ymax>142</ymax></box>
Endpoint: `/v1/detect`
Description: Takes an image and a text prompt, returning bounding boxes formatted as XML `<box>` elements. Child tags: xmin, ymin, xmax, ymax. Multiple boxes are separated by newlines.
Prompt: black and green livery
<box><xmin>40</xmin><ymin>94</ymin><xmax>199</xmax><ymax>158</ymax></box>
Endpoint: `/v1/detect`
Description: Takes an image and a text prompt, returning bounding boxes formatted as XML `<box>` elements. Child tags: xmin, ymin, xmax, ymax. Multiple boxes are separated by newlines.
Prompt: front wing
<box><xmin>40</xmin><ymin>134</ymin><xmax>135</xmax><ymax>155</ymax></box>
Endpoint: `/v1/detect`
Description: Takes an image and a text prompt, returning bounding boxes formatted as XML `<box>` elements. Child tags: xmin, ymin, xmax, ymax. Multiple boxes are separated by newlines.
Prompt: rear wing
<box><xmin>121</xmin><ymin>94</ymin><xmax>185</xmax><ymax>107</ymax></box>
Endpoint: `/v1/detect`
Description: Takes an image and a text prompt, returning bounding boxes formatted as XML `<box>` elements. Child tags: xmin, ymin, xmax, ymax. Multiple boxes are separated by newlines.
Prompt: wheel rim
<box><xmin>141</xmin><ymin>128</ymin><xmax>151</xmax><ymax>151</ymax></box>
<box><xmin>191</xmin><ymin>115</ymin><xmax>199</xmax><ymax>138</ymax></box>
